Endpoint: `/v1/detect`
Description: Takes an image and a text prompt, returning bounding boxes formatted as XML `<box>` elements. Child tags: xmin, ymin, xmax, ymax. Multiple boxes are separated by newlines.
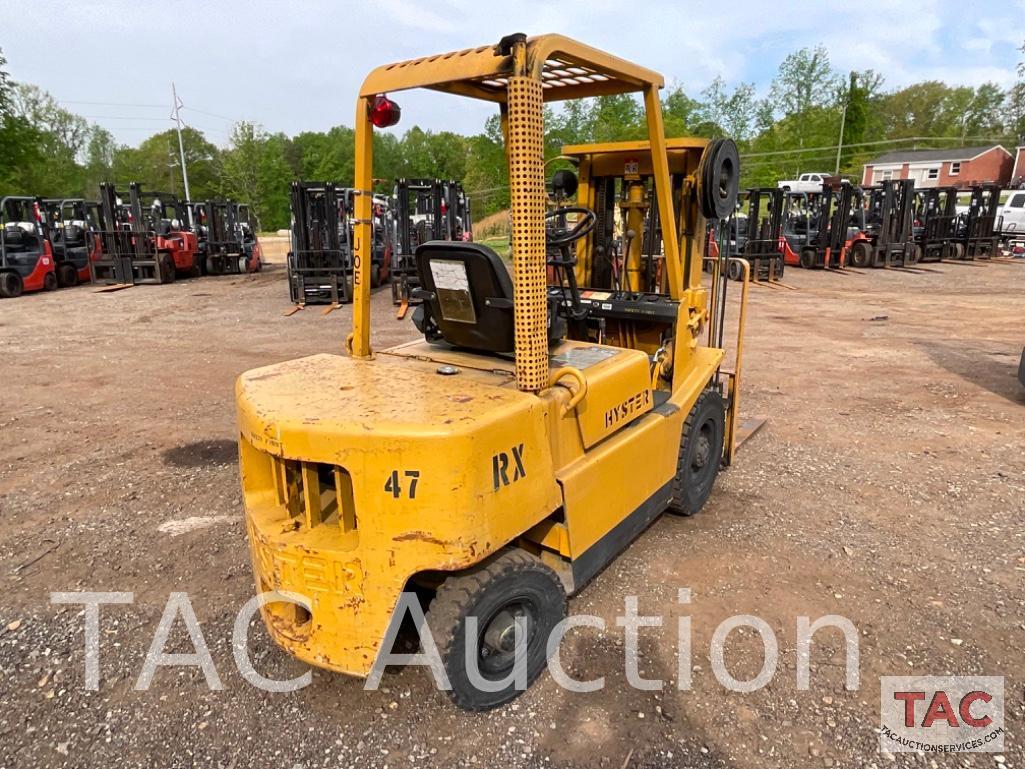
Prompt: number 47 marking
<box><xmin>384</xmin><ymin>470</ymin><xmax>420</xmax><ymax>499</ymax></box>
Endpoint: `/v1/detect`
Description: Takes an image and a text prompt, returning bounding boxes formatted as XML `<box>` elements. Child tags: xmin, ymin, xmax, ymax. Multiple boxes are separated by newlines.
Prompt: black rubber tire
<box><xmin>43</xmin><ymin>271</ymin><xmax>58</xmax><ymax>291</ymax></box>
<box><xmin>905</xmin><ymin>244</ymin><xmax>921</xmax><ymax>265</ymax></box>
<box><xmin>953</xmin><ymin>243</ymin><xmax>965</xmax><ymax>260</ymax></box>
<box><xmin>57</xmin><ymin>263</ymin><xmax>78</xmax><ymax>288</ymax></box>
<box><xmin>667</xmin><ymin>389</ymin><xmax>725</xmax><ymax>516</ymax></box>
<box><xmin>699</xmin><ymin>139</ymin><xmax>741</xmax><ymax>219</ymax></box>
<box><xmin>205</xmin><ymin>256</ymin><xmax>217</xmax><ymax>275</ymax></box>
<box><xmin>773</xmin><ymin>256</ymin><xmax>785</xmax><ymax>279</ymax></box>
<box><xmin>849</xmin><ymin>240</ymin><xmax>872</xmax><ymax>268</ymax></box>
<box><xmin>371</xmin><ymin>266</ymin><xmax>381</xmax><ymax>289</ymax></box>
<box><xmin>799</xmin><ymin>247</ymin><xmax>817</xmax><ymax>269</ymax></box>
<box><xmin>160</xmin><ymin>255</ymin><xmax>176</xmax><ymax>283</ymax></box>
<box><xmin>0</xmin><ymin>271</ymin><xmax>23</xmax><ymax>298</ymax></box>
<box><xmin>426</xmin><ymin>549</ymin><xmax>567</xmax><ymax>712</ymax></box>
<box><xmin>727</xmin><ymin>259</ymin><xmax>744</xmax><ymax>281</ymax></box>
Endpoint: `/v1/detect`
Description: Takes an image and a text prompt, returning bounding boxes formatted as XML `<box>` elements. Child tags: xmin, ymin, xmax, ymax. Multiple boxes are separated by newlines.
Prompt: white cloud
<box><xmin>2</xmin><ymin>0</ymin><xmax>1022</xmax><ymax>147</ymax></box>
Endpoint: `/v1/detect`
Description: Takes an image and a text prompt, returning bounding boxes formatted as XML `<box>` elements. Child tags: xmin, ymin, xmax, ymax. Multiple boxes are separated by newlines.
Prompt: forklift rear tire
<box><xmin>0</xmin><ymin>271</ymin><xmax>23</xmax><ymax>298</ymax></box>
<box><xmin>799</xmin><ymin>247</ymin><xmax>817</xmax><ymax>269</ymax></box>
<box><xmin>426</xmin><ymin>549</ymin><xmax>567</xmax><ymax>712</ymax></box>
<box><xmin>849</xmin><ymin>241</ymin><xmax>872</xmax><ymax>268</ymax></box>
<box><xmin>43</xmin><ymin>272</ymin><xmax>58</xmax><ymax>291</ymax></box>
<box><xmin>667</xmin><ymin>389</ymin><xmax>725</xmax><ymax>516</ymax></box>
<box><xmin>57</xmin><ymin>263</ymin><xmax>78</xmax><ymax>288</ymax></box>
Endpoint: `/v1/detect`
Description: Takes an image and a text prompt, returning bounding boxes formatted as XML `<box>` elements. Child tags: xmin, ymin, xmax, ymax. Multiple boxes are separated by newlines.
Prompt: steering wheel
<box><xmin>545</xmin><ymin>206</ymin><xmax>596</xmax><ymax>247</ymax></box>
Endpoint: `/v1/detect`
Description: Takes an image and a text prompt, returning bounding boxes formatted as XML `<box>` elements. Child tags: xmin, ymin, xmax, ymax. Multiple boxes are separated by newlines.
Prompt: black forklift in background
<box><xmin>390</xmin><ymin>178</ymin><xmax>472</xmax><ymax>310</ymax></box>
<box><xmin>286</xmin><ymin>181</ymin><xmax>350</xmax><ymax>307</ymax></box>
<box><xmin>786</xmin><ymin>182</ymin><xmax>858</xmax><ymax>270</ymax></box>
<box><xmin>950</xmin><ymin>183</ymin><xmax>1002</xmax><ymax>260</ymax></box>
<box><xmin>725</xmin><ymin>187</ymin><xmax>785</xmax><ymax>282</ymax></box>
<box><xmin>849</xmin><ymin>179</ymin><xmax>918</xmax><ymax>268</ymax></box>
<box><xmin>42</xmin><ymin>198</ymin><xmax>103</xmax><ymax>286</ymax></box>
<box><xmin>200</xmin><ymin>200</ymin><xmax>250</xmax><ymax>275</ymax></box>
<box><xmin>912</xmin><ymin>186</ymin><xmax>959</xmax><ymax>262</ymax></box>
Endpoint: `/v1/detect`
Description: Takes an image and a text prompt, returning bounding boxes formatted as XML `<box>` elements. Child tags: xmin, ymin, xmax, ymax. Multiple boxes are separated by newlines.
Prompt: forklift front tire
<box><xmin>57</xmin><ymin>263</ymin><xmax>78</xmax><ymax>288</ymax></box>
<box><xmin>426</xmin><ymin>549</ymin><xmax>567</xmax><ymax>712</ymax></box>
<box><xmin>43</xmin><ymin>272</ymin><xmax>58</xmax><ymax>291</ymax></box>
<box><xmin>160</xmin><ymin>256</ymin><xmax>176</xmax><ymax>284</ymax></box>
<box><xmin>850</xmin><ymin>241</ymin><xmax>872</xmax><ymax>268</ymax></box>
<box><xmin>667</xmin><ymin>389</ymin><xmax>725</xmax><ymax>516</ymax></box>
<box><xmin>799</xmin><ymin>247</ymin><xmax>817</xmax><ymax>269</ymax></box>
<box><xmin>0</xmin><ymin>271</ymin><xmax>23</xmax><ymax>298</ymax></box>
<box><xmin>905</xmin><ymin>244</ymin><xmax>921</xmax><ymax>265</ymax></box>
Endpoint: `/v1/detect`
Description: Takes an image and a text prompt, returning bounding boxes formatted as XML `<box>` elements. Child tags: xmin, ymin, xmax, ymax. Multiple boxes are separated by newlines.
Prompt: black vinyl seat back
<box><xmin>415</xmin><ymin>240</ymin><xmax>515</xmax><ymax>353</ymax></box>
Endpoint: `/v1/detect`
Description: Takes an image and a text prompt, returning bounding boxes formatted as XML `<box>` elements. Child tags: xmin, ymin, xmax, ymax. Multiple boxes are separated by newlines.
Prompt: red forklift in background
<box><xmin>848</xmin><ymin>179</ymin><xmax>918</xmax><ymax>268</ymax></box>
<box><xmin>91</xmin><ymin>183</ymin><xmax>199</xmax><ymax>285</ymax></box>
<box><xmin>780</xmin><ymin>183</ymin><xmax>861</xmax><ymax>269</ymax></box>
<box><xmin>0</xmin><ymin>196</ymin><xmax>57</xmax><ymax>298</ymax></box>
<box><xmin>235</xmin><ymin>203</ymin><xmax>263</xmax><ymax>272</ymax></box>
<box><xmin>43</xmin><ymin>198</ymin><xmax>103</xmax><ymax>286</ymax></box>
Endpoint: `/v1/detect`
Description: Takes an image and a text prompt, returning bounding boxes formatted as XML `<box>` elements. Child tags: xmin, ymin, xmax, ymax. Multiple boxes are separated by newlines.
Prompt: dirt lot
<box><xmin>1</xmin><ymin>257</ymin><xmax>1023</xmax><ymax>768</ymax></box>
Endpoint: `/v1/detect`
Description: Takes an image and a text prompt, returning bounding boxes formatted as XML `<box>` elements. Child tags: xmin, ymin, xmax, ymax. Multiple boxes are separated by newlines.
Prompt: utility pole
<box><xmin>834</xmin><ymin>91</ymin><xmax>848</xmax><ymax>176</ymax></box>
<box><xmin>170</xmin><ymin>83</ymin><xmax>193</xmax><ymax>224</ymax></box>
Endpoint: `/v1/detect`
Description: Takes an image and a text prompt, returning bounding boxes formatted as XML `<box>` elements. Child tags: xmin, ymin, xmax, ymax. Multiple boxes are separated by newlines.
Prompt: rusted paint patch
<box><xmin>392</xmin><ymin>530</ymin><xmax>455</xmax><ymax>547</ymax></box>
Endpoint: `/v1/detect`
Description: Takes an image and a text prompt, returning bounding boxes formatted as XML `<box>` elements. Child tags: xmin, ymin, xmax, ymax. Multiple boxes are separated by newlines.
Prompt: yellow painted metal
<box><xmin>568</xmin><ymin>349</ymin><xmax>652</xmax><ymax>449</ymax></box>
<box><xmin>358</xmin><ymin>35</ymin><xmax>663</xmax><ymax>104</ymax></box>
<box><xmin>237</xmin><ymin>353</ymin><xmax>563</xmax><ymax>675</ymax></box>
<box><xmin>506</xmin><ymin>39</ymin><xmax>549</xmax><ymax>392</ymax></box>
<box><xmin>237</xmin><ymin>34</ymin><xmax>748</xmax><ymax>682</ymax></box>
<box><xmin>349</xmin><ymin>96</ymin><xmax>374</xmax><ymax>358</ymax></box>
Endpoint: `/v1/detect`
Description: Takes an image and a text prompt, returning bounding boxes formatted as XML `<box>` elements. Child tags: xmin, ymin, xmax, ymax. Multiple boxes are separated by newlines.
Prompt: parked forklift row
<box><xmin>709</xmin><ymin>179</ymin><xmax>1009</xmax><ymax>281</ymax></box>
<box><xmin>286</xmin><ymin>177</ymin><xmax>472</xmax><ymax>309</ymax></box>
<box><xmin>0</xmin><ymin>184</ymin><xmax>262</xmax><ymax>298</ymax></box>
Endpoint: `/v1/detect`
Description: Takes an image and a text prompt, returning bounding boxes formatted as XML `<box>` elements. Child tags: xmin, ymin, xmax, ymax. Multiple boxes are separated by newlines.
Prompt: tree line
<box><xmin>1</xmin><ymin>42</ymin><xmax>1023</xmax><ymax>231</ymax></box>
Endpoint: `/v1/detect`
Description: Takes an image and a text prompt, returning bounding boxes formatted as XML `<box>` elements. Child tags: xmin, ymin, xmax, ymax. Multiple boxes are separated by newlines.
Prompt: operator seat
<box><xmin>414</xmin><ymin>240</ymin><xmax>515</xmax><ymax>353</ymax></box>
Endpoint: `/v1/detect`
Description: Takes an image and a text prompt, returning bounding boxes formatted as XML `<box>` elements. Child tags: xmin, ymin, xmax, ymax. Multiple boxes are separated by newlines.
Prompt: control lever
<box><xmin>550</xmin><ymin>244</ymin><xmax>588</xmax><ymax>320</ymax></box>
<box><xmin>620</xmin><ymin>228</ymin><xmax>636</xmax><ymax>291</ymax></box>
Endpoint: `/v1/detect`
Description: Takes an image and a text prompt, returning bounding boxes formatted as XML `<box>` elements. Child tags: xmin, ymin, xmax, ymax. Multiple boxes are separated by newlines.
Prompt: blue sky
<box><xmin>3</xmin><ymin>0</ymin><xmax>1023</xmax><ymax>147</ymax></box>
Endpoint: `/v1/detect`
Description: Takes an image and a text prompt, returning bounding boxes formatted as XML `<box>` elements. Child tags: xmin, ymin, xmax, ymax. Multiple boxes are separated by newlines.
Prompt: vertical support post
<box><xmin>506</xmin><ymin>44</ymin><xmax>548</xmax><ymax>393</ymax></box>
<box><xmin>642</xmin><ymin>86</ymin><xmax>682</xmax><ymax>298</ymax></box>
<box><xmin>350</xmin><ymin>97</ymin><xmax>374</xmax><ymax>358</ymax></box>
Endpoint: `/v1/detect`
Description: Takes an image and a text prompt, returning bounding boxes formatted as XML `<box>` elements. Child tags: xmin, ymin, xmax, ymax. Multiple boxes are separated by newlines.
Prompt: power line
<box><xmin>181</xmin><ymin>105</ymin><xmax>237</xmax><ymax>122</ymax></box>
<box><xmin>741</xmin><ymin>135</ymin><xmax>1008</xmax><ymax>159</ymax></box>
<box><xmin>59</xmin><ymin>99</ymin><xmax>166</xmax><ymax>108</ymax></box>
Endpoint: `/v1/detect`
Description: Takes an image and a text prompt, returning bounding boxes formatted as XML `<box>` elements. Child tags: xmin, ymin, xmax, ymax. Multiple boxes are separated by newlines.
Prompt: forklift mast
<box><xmin>958</xmin><ymin>183</ymin><xmax>1002</xmax><ymax>259</ymax></box>
<box><xmin>286</xmin><ymin>181</ymin><xmax>351</xmax><ymax>305</ymax></box>
<box><xmin>391</xmin><ymin>178</ymin><xmax>468</xmax><ymax>305</ymax></box>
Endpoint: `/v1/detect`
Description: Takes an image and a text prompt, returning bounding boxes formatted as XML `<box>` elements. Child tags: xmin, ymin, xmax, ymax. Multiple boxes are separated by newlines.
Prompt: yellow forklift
<box><xmin>236</xmin><ymin>33</ymin><xmax>749</xmax><ymax>710</ymax></box>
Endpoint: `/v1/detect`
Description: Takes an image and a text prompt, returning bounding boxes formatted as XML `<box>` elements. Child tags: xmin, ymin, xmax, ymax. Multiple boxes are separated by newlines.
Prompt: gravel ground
<box><xmin>0</xmin><ymin>257</ymin><xmax>1023</xmax><ymax>768</ymax></box>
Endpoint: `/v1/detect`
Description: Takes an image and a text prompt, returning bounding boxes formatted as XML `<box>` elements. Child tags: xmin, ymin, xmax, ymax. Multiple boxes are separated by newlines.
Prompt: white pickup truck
<box><xmin>999</xmin><ymin>189</ymin><xmax>1025</xmax><ymax>240</ymax></box>
<box><xmin>777</xmin><ymin>172</ymin><xmax>832</xmax><ymax>194</ymax></box>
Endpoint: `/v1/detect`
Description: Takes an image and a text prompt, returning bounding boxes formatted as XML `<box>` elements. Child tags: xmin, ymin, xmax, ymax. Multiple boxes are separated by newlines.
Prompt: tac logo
<box><xmin>879</xmin><ymin>676</ymin><xmax>1004</xmax><ymax>753</ymax></box>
